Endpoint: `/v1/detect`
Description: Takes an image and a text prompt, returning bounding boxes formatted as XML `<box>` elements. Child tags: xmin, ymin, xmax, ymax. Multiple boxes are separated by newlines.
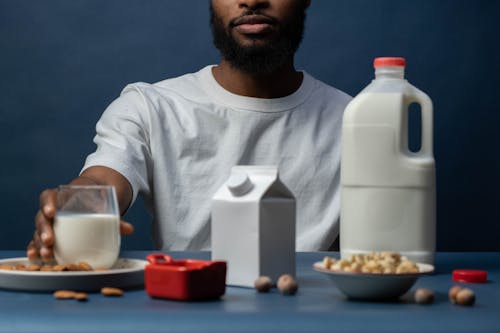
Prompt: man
<box><xmin>28</xmin><ymin>0</ymin><xmax>351</xmax><ymax>261</ymax></box>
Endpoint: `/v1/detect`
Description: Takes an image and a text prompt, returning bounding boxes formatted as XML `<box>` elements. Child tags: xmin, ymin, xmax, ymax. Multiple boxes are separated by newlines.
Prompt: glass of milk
<box><xmin>54</xmin><ymin>185</ymin><xmax>120</xmax><ymax>269</ymax></box>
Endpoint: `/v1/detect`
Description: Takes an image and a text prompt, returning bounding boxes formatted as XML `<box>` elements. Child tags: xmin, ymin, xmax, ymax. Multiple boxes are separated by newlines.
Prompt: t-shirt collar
<box><xmin>200</xmin><ymin>65</ymin><xmax>314</xmax><ymax>113</ymax></box>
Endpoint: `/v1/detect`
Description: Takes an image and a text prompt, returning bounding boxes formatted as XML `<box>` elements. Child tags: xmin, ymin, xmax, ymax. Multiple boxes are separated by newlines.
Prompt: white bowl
<box><xmin>313</xmin><ymin>261</ymin><xmax>434</xmax><ymax>300</ymax></box>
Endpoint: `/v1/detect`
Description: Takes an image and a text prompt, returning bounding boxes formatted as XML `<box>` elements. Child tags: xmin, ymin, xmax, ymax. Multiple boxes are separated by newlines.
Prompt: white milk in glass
<box><xmin>54</xmin><ymin>213</ymin><xmax>120</xmax><ymax>268</ymax></box>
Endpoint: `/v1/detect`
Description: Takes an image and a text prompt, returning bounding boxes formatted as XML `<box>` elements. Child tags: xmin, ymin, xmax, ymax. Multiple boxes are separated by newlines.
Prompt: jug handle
<box><xmin>407</xmin><ymin>93</ymin><xmax>433</xmax><ymax>158</ymax></box>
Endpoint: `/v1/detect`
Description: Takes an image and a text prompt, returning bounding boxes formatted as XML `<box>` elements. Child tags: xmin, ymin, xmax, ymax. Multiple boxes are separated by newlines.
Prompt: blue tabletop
<box><xmin>0</xmin><ymin>251</ymin><xmax>498</xmax><ymax>333</ymax></box>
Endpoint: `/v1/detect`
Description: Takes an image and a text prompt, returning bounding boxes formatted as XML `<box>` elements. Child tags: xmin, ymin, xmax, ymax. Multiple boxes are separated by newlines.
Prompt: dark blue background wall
<box><xmin>1</xmin><ymin>0</ymin><xmax>499</xmax><ymax>251</ymax></box>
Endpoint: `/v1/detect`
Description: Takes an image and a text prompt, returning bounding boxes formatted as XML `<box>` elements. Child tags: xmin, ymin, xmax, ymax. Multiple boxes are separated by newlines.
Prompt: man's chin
<box><xmin>232</xmin><ymin>33</ymin><xmax>275</xmax><ymax>48</ymax></box>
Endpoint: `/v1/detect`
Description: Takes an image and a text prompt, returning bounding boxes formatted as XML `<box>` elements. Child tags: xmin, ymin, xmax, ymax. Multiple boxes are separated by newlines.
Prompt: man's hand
<box><xmin>27</xmin><ymin>188</ymin><xmax>135</xmax><ymax>262</ymax></box>
<box><xmin>27</xmin><ymin>189</ymin><xmax>57</xmax><ymax>261</ymax></box>
<box><xmin>27</xmin><ymin>166</ymin><xmax>135</xmax><ymax>262</ymax></box>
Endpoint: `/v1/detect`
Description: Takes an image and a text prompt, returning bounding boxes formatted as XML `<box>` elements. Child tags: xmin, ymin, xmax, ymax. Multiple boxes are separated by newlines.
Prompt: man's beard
<box><xmin>210</xmin><ymin>4</ymin><xmax>306</xmax><ymax>75</ymax></box>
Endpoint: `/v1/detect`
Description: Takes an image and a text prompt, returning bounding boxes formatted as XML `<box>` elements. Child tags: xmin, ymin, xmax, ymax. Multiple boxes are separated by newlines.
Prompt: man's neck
<box><xmin>212</xmin><ymin>60</ymin><xmax>303</xmax><ymax>99</ymax></box>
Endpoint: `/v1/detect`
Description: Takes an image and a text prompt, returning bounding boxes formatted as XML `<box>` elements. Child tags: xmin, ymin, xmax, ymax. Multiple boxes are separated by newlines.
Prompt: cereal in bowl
<box><xmin>322</xmin><ymin>252</ymin><xmax>419</xmax><ymax>274</ymax></box>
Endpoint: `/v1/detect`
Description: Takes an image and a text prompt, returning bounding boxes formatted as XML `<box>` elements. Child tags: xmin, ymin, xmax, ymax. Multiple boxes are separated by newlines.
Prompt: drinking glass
<box><xmin>53</xmin><ymin>185</ymin><xmax>120</xmax><ymax>269</ymax></box>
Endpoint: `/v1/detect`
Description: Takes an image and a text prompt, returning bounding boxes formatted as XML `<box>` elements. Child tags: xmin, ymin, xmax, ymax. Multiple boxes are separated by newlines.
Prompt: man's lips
<box><xmin>231</xmin><ymin>14</ymin><xmax>276</xmax><ymax>35</ymax></box>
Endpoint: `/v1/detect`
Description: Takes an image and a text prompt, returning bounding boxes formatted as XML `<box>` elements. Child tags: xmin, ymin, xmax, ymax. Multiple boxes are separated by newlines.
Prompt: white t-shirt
<box><xmin>82</xmin><ymin>65</ymin><xmax>351</xmax><ymax>251</ymax></box>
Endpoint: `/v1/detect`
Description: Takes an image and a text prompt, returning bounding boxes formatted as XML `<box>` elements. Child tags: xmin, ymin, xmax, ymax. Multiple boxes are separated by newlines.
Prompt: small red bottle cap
<box><xmin>374</xmin><ymin>57</ymin><xmax>406</xmax><ymax>68</ymax></box>
<box><xmin>452</xmin><ymin>269</ymin><xmax>487</xmax><ymax>283</ymax></box>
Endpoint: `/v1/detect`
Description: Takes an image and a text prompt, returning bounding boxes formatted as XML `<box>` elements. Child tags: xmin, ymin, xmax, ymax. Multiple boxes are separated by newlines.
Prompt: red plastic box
<box><xmin>144</xmin><ymin>253</ymin><xmax>227</xmax><ymax>301</ymax></box>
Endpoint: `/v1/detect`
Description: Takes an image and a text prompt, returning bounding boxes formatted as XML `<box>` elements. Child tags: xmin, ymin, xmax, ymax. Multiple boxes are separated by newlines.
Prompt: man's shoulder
<box><xmin>307</xmin><ymin>72</ymin><xmax>352</xmax><ymax>99</ymax></box>
<box><xmin>305</xmin><ymin>72</ymin><xmax>352</xmax><ymax>108</ymax></box>
<box><xmin>120</xmin><ymin>66</ymin><xmax>212</xmax><ymax>102</ymax></box>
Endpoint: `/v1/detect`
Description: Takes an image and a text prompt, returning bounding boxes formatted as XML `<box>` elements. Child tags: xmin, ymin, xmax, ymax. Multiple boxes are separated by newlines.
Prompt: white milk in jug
<box><xmin>340</xmin><ymin>57</ymin><xmax>436</xmax><ymax>264</ymax></box>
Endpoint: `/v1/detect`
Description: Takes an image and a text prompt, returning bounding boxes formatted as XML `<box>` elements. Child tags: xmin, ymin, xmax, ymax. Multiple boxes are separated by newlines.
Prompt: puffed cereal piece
<box><xmin>322</xmin><ymin>256</ymin><xmax>335</xmax><ymax>270</ymax></box>
<box><xmin>396</xmin><ymin>261</ymin><xmax>419</xmax><ymax>274</ymax></box>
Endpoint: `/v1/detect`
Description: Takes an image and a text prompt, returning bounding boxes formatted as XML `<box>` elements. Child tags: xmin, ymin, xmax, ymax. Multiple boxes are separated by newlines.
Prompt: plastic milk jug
<box><xmin>211</xmin><ymin>166</ymin><xmax>296</xmax><ymax>287</ymax></box>
<box><xmin>340</xmin><ymin>57</ymin><xmax>436</xmax><ymax>264</ymax></box>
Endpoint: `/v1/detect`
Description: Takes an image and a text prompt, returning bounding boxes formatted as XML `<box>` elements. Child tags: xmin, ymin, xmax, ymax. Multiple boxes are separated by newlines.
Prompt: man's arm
<box><xmin>27</xmin><ymin>166</ymin><xmax>134</xmax><ymax>261</ymax></box>
<box><xmin>76</xmin><ymin>166</ymin><xmax>134</xmax><ymax>216</ymax></box>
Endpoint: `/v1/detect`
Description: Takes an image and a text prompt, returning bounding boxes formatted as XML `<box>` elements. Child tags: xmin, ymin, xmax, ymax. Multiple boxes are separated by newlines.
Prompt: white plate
<box><xmin>0</xmin><ymin>257</ymin><xmax>147</xmax><ymax>292</ymax></box>
<box><xmin>313</xmin><ymin>261</ymin><xmax>434</xmax><ymax>300</ymax></box>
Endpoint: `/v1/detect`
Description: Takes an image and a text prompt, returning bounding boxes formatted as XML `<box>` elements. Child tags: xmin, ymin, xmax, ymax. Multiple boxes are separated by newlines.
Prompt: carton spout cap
<box><xmin>227</xmin><ymin>171</ymin><xmax>254</xmax><ymax>196</ymax></box>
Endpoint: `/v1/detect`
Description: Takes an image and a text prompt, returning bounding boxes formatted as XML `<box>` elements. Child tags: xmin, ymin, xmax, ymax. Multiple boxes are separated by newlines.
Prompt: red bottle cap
<box><xmin>452</xmin><ymin>269</ymin><xmax>487</xmax><ymax>283</ymax></box>
<box><xmin>374</xmin><ymin>57</ymin><xmax>406</xmax><ymax>68</ymax></box>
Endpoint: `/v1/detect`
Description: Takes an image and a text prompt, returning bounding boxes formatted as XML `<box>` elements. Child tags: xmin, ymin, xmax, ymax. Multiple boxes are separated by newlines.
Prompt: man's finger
<box><xmin>35</xmin><ymin>211</ymin><xmax>54</xmax><ymax>247</ymax></box>
<box><xmin>27</xmin><ymin>240</ymin><xmax>39</xmax><ymax>261</ymax></box>
<box><xmin>40</xmin><ymin>246</ymin><xmax>54</xmax><ymax>261</ymax></box>
<box><xmin>39</xmin><ymin>189</ymin><xmax>58</xmax><ymax>218</ymax></box>
<box><xmin>120</xmin><ymin>220</ymin><xmax>134</xmax><ymax>236</ymax></box>
<box><xmin>33</xmin><ymin>230</ymin><xmax>42</xmax><ymax>250</ymax></box>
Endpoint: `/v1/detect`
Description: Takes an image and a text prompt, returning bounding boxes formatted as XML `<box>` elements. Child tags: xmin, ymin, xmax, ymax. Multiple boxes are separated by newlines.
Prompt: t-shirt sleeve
<box><xmin>81</xmin><ymin>85</ymin><xmax>152</xmax><ymax>205</ymax></box>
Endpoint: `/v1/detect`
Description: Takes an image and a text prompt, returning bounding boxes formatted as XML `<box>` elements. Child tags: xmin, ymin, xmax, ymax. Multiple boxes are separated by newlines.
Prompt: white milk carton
<box><xmin>211</xmin><ymin>166</ymin><xmax>296</xmax><ymax>287</ymax></box>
